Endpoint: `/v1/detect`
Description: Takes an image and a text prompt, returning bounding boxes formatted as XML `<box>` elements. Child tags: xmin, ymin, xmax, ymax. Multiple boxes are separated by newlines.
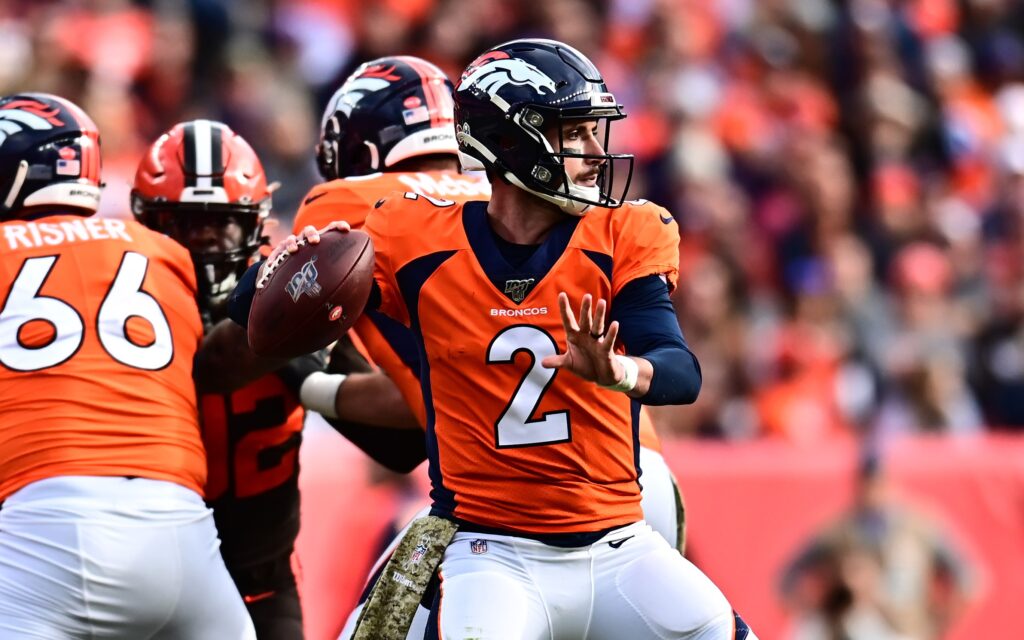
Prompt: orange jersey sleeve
<box><xmin>363</xmin><ymin>197</ymin><xmax>668</xmax><ymax>534</ymax></box>
<box><xmin>293</xmin><ymin>177</ymin><xmax>383</xmax><ymax>232</ymax></box>
<box><xmin>608</xmin><ymin>200</ymin><xmax>681</xmax><ymax>295</ymax></box>
<box><xmin>362</xmin><ymin>195</ymin><xmax>419</xmax><ymax>327</ymax></box>
<box><xmin>295</xmin><ymin>171</ymin><xmax>489</xmax><ymax>424</ymax></box>
<box><xmin>0</xmin><ymin>215</ymin><xmax>206</xmax><ymax>501</ymax></box>
<box><xmin>293</xmin><ymin>170</ymin><xmax>490</xmax><ymax>233</ymax></box>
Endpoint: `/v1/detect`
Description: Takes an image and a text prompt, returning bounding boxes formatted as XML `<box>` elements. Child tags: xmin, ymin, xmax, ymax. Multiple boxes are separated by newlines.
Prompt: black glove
<box><xmin>274</xmin><ymin>349</ymin><xmax>328</xmax><ymax>397</ymax></box>
<box><xmin>326</xmin><ymin>334</ymin><xmax>374</xmax><ymax>375</ymax></box>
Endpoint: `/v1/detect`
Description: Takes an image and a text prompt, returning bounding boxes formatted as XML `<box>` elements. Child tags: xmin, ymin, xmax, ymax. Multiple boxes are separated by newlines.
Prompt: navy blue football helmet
<box><xmin>454</xmin><ymin>39</ymin><xmax>634</xmax><ymax>215</ymax></box>
<box><xmin>0</xmin><ymin>93</ymin><xmax>102</xmax><ymax>219</ymax></box>
<box><xmin>316</xmin><ymin>56</ymin><xmax>458</xmax><ymax>180</ymax></box>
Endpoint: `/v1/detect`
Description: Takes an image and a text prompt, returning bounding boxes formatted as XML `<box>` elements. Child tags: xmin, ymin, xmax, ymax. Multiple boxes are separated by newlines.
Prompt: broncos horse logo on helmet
<box><xmin>0</xmin><ymin>93</ymin><xmax>102</xmax><ymax>218</ymax></box>
<box><xmin>0</xmin><ymin>100</ymin><xmax>65</xmax><ymax>148</ymax></box>
<box><xmin>459</xmin><ymin>58</ymin><xmax>558</xmax><ymax>96</ymax></box>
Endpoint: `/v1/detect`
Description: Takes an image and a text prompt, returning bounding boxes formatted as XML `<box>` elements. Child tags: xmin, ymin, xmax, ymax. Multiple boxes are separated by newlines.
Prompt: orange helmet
<box><xmin>132</xmin><ymin>119</ymin><xmax>272</xmax><ymax>322</ymax></box>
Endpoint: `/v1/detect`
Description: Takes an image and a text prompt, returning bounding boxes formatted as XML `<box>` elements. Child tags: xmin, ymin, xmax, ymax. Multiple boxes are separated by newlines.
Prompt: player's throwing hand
<box><xmin>259</xmin><ymin>221</ymin><xmax>351</xmax><ymax>287</ymax></box>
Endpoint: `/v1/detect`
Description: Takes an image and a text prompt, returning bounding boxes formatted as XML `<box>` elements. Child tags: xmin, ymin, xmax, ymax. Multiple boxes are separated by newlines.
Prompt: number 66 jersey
<box><xmin>0</xmin><ymin>214</ymin><xmax>206</xmax><ymax>502</ymax></box>
<box><xmin>365</xmin><ymin>196</ymin><xmax>680</xmax><ymax>534</ymax></box>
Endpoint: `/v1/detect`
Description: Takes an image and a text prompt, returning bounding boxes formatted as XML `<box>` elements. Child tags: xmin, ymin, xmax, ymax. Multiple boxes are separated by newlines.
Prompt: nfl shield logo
<box><xmin>503</xmin><ymin>278</ymin><xmax>535</xmax><ymax>303</ymax></box>
<box><xmin>470</xmin><ymin>539</ymin><xmax>488</xmax><ymax>555</ymax></box>
<box><xmin>410</xmin><ymin>543</ymin><xmax>427</xmax><ymax>565</ymax></box>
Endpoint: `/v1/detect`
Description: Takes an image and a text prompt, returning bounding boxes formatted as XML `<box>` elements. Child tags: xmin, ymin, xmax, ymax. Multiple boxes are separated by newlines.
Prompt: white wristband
<box><xmin>299</xmin><ymin>371</ymin><xmax>346</xmax><ymax>418</ymax></box>
<box><xmin>600</xmin><ymin>355</ymin><xmax>639</xmax><ymax>393</ymax></box>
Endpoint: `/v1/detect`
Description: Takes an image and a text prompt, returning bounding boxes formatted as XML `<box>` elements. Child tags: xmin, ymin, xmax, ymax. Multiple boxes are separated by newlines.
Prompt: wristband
<box><xmin>300</xmin><ymin>371</ymin><xmax>346</xmax><ymax>418</ymax></box>
<box><xmin>600</xmin><ymin>355</ymin><xmax>639</xmax><ymax>393</ymax></box>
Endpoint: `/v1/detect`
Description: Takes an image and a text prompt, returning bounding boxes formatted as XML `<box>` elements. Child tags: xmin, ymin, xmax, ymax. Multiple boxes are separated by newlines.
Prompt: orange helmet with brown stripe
<box><xmin>131</xmin><ymin>119</ymin><xmax>272</xmax><ymax>323</ymax></box>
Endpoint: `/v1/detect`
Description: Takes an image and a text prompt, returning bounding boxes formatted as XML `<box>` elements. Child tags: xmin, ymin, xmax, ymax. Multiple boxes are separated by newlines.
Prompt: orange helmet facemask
<box><xmin>132</xmin><ymin>119</ymin><xmax>273</xmax><ymax>324</ymax></box>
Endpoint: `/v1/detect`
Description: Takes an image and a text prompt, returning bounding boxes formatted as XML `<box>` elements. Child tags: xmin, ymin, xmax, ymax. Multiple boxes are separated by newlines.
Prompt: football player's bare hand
<box><xmin>542</xmin><ymin>292</ymin><xmax>623</xmax><ymax>386</ymax></box>
<box><xmin>260</xmin><ymin>222</ymin><xmax>350</xmax><ymax>286</ymax></box>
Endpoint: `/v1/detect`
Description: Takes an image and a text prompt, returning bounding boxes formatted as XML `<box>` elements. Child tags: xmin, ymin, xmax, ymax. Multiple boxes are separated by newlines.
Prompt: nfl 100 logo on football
<box><xmin>286</xmin><ymin>256</ymin><xmax>323</xmax><ymax>302</ymax></box>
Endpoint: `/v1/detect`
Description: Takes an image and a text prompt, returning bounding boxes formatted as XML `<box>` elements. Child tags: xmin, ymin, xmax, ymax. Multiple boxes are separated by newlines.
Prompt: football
<box><xmin>248</xmin><ymin>228</ymin><xmax>374</xmax><ymax>358</ymax></box>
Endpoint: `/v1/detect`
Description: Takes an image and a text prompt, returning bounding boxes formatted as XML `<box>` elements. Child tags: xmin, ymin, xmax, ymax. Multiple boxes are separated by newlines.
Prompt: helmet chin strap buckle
<box><xmin>532</xmin><ymin>166</ymin><xmax>553</xmax><ymax>183</ymax></box>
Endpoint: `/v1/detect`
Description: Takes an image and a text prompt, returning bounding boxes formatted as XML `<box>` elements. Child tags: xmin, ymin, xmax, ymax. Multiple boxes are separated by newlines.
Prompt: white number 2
<box><xmin>486</xmin><ymin>325</ymin><xmax>570</xmax><ymax>448</ymax></box>
<box><xmin>0</xmin><ymin>252</ymin><xmax>174</xmax><ymax>372</ymax></box>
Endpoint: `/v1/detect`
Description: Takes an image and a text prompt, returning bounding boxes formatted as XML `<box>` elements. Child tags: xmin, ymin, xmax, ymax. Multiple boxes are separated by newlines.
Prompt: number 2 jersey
<box><xmin>0</xmin><ymin>214</ymin><xmax>205</xmax><ymax>502</ymax></box>
<box><xmin>365</xmin><ymin>197</ymin><xmax>681</xmax><ymax>534</ymax></box>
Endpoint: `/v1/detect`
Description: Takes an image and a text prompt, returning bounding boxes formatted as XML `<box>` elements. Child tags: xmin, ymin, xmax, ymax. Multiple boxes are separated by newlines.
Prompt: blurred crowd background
<box><xmin>9</xmin><ymin>0</ymin><xmax>1024</xmax><ymax>449</ymax></box>
<box><xmin>5</xmin><ymin>0</ymin><xmax>1024</xmax><ymax>441</ymax></box>
<box><xmin>6</xmin><ymin>1</ymin><xmax>1023</xmax><ymax>637</ymax></box>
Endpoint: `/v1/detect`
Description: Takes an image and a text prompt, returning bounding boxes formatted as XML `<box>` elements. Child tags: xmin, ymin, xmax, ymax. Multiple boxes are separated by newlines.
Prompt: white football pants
<box><xmin>0</xmin><ymin>476</ymin><xmax>255</xmax><ymax>639</ymax></box>
<box><xmin>437</xmin><ymin>520</ymin><xmax>733</xmax><ymax>640</ymax></box>
<box><xmin>340</xmin><ymin>447</ymin><xmax>694</xmax><ymax>640</ymax></box>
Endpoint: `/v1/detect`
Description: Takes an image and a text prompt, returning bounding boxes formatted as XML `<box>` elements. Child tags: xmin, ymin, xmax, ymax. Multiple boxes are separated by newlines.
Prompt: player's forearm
<box><xmin>625</xmin><ymin>356</ymin><xmax>654</xmax><ymax>399</ymax></box>
<box><xmin>628</xmin><ymin>347</ymin><xmax>702</xmax><ymax>405</ymax></box>
<box><xmin>322</xmin><ymin>416</ymin><xmax>427</xmax><ymax>473</ymax></box>
<box><xmin>193</xmin><ymin>319</ymin><xmax>290</xmax><ymax>393</ymax></box>
<box><xmin>611</xmin><ymin>276</ymin><xmax>702</xmax><ymax>405</ymax></box>
<box><xmin>335</xmin><ymin>373</ymin><xmax>420</xmax><ymax>429</ymax></box>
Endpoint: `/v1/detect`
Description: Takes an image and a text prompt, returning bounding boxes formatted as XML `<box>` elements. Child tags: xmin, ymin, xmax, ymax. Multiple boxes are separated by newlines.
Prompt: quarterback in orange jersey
<box><xmin>132</xmin><ymin>119</ymin><xmax>323</xmax><ymax>640</ymax></box>
<box><xmin>361</xmin><ymin>41</ymin><xmax>757</xmax><ymax>639</ymax></box>
<box><xmin>294</xmin><ymin>58</ymin><xmax>683</xmax><ymax>532</ymax></box>
<box><xmin>0</xmin><ymin>95</ymin><xmax>254</xmax><ymax>638</ymax></box>
<box><xmin>288</xmin><ymin>56</ymin><xmax>681</xmax><ymax>640</ymax></box>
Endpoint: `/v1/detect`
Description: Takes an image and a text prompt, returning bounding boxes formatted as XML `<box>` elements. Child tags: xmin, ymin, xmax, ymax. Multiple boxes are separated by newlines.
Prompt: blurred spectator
<box><xmin>8</xmin><ymin>0</ymin><xmax>1024</xmax><ymax>442</ymax></box>
<box><xmin>873</xmin><ymin>243</ymin><xmax>984</xmax><ymax>439</ymax></box>
<box><xmin>779</xmin><ymin>450</ymin><xmax>976</xmax><ymax>640</ymax></box>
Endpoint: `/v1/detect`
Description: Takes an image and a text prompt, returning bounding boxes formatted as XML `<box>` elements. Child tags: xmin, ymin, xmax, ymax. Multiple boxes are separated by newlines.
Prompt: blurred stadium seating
<box><xmin>8</xmin><ymin>0</ymin><xmax>1022</xmax><ymax>637</ymax></box>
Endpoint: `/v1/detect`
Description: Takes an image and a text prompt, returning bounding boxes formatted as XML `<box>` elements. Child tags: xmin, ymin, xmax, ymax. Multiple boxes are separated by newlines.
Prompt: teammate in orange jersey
<box><xmin>265</xmin><ymin>41</ymin><xmax>756</xmax><ymax>639</ymax></box>
<box><xmin>132</xmin><ymin>119</ymin><xmax>325</xmax><ymax>639</ymax></box>
<box><xmin>292</xmin><ymin>55</ymin><xmax>489</xmax><ymax>462</ymax></box>
<box><xmin>0</xmin><ymin>95</ymin><xmax>255</xmax><ymax>638</ymax></box>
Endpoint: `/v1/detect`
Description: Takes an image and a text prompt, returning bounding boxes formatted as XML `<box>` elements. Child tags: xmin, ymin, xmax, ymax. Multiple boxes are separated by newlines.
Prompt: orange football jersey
<box><xmin>0</xmin><ymin>214</ymin><xmax>206</xmax><ymax>501</ymax></box>
<box><xmin>365</xmin><ymin>196</ymin><xmax>680</xmax><ymax>533</ymax></box>
<box><xmin>201</xmin><ymin>373</ymin><xmax>304</xmax><ymax>566</ymax></box>
<box><xmin>294</xmin><ymin>170</ymin><xmax>490</xmax><ymax>427</ymax></box>
<box><xmin>294</xmin><ymin>170</ymin><xmax>490</xmax><ymax>232</ymax></box>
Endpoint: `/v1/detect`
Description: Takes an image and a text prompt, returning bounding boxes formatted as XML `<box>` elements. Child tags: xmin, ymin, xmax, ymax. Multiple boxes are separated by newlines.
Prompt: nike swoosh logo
<box><xmin>303</xmin><ymin>191</ymin><xmax>328</xmax><ymax>206</ymax></box>
<box><xmin>659</xmin><ymin>214</ymin><xmax>674</xmax><ymax>225</ymax></box>
<box><xmin>608</xmin><ymin>535</ymin><xmax>634</xmax><ymax>549</ymax></box>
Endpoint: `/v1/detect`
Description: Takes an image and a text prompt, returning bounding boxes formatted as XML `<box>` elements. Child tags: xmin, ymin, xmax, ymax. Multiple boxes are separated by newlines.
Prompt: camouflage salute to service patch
<box><xmin>352</xmin><ymin>515</ymin><xmax>458</xmax><ymax>640</ymax></box>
